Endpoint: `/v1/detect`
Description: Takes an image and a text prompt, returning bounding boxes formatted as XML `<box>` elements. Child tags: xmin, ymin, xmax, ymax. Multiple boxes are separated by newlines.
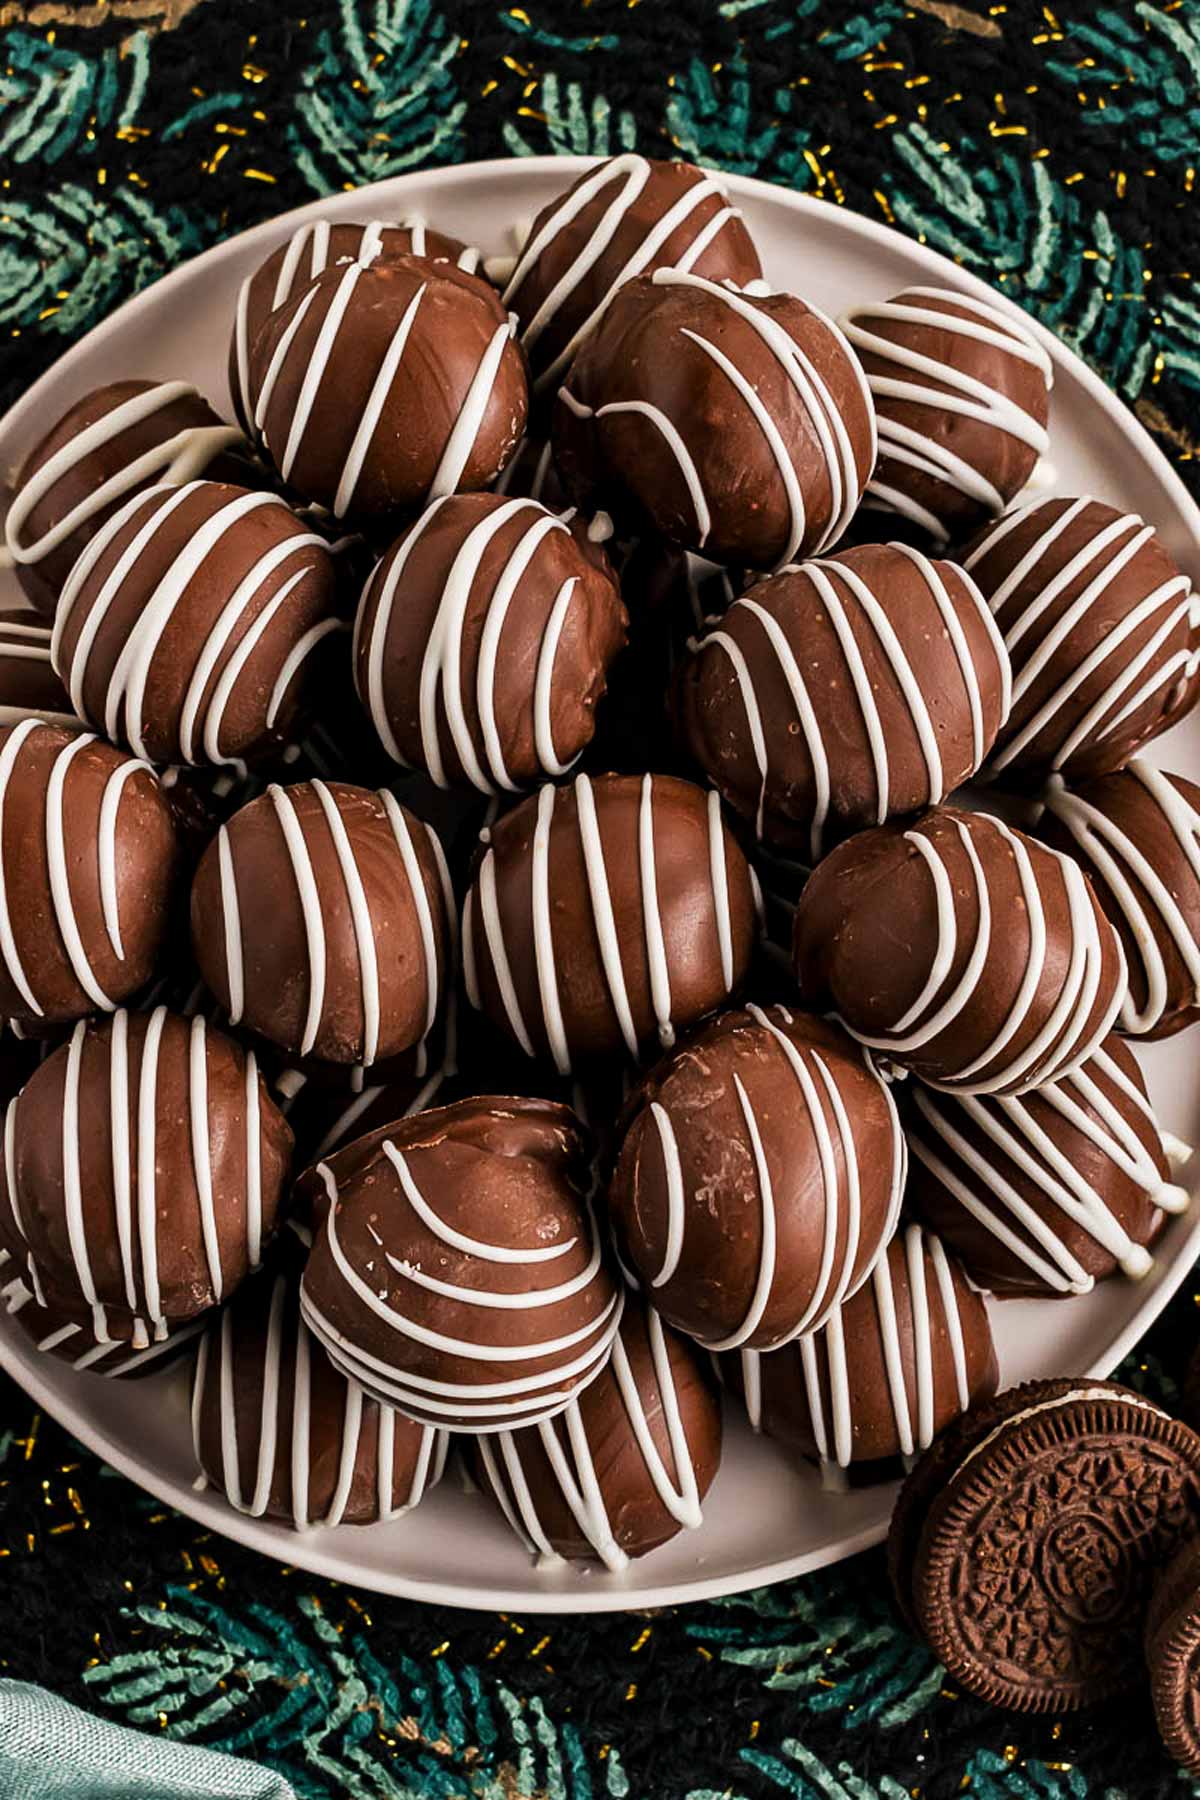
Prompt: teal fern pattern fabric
<box><xmin>1</xmin><ymin>2</ymin><xmax>1200</xmax><ymax>1795</ymax></box>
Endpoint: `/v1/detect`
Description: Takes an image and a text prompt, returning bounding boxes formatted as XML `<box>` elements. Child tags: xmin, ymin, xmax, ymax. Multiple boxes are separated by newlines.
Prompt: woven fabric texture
<box><xmin>0</xmin><ymin>2</ymin><xmax>1199</xmax><ymax>1796</ymax></box>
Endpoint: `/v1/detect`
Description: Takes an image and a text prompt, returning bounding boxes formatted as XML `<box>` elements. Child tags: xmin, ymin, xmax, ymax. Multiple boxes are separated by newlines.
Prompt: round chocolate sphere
<box><xmin>190</xmin><ymin>779</ymin><xmax>452</xmax><ymax>1069</ymax></box>
<box><xmin>553</xmin><ymin>269</ymin><xmax>875</xmax><ymax>570</ymax></box>
<box><xmin>0</xmin><ymin>612</ymin><xmax>75</xmax><ymax>728</ymax></box>
<box><xmin>838</xmin><ymin>287</ymin><xmax>1053</xmax><ymax>545</ymax></box>
<box><xmin>3</xmin><ymin>1007</ymin><xmax>292</xmax><ymax>1344</ymax></box>
<box><xmin>299</xmin><ymin>1096</ymin><xmax>623</xmax><ymax>1433</ymax></box>
<box><xmin>192</xmin><ymin>1246</ymin><xmax>449</xmax><ymax>1529</ymax></box>
<box><xmin>6</xmin><ymin>1283</ymin><xmax>206</xmax><ymax>1379</ymax></box>
<box><xmin>353</xmin><ymin>492</ymin><xmax>628</xmax><ymax>792</ymax></box>
<box><xmin>608</xmin><ymin>1004</ymin><xmax>905</xmax><ymax>1351</ymax></box>
<box><xmin>471</xmin><ymin>1298</ymin><xmax>721</xmax><ymax>1569</ymax></box>
<box><xmin>230</xmin><ymin>214</ymin><xmax>480</xmax><ymax>434</ymax></box>
<box><xmin>462</xmin><ymin>772</ymin><xmax>760</xmax><ymax>1073</ymax></box>
<box><xmin>0</xmin><ymin>719</ymin><xmax>181</xmax><ymax>1027</ymax></box>
<box><xmin>675</xmin><ymin>543</ymin><xmax>1011</xmax><ymax>861</ymax></box>
<box><xmin>3</xmin><ymin>379</ymin><xmax>250</xmax><ymax>616</ymax></box>
<box><xmin>905</xmin><ymin>1034</ymin><xmax>1186</xmax><ymax>1298</ymax></box>
<box><xmin>964</xmin><ymin>496</ymin><xmax>1200</xmax><ymax>782</ymax></box>
<box><xmin>1037</xmin><ymin>762</ymin><xmax>1200</xmax><ymax>1039</ymax></box>
<box><xmin>724</xmin><ymin>1222</ymin><xmax>997</xmax><ymax>1470</ymax></box>
<box><xmin>501</xmin><ymin>154</ymin><xmax>762</xmax><ymax>395</ymax></box>
<box><xmin>249</xmin><ymin>255</ymin><xmax>528</xmax><ymax>520</ymax></box>
<box><xmin>52</xmin><ymin>480</ymin><xmax>339</xmax><ymax>767</ymax></box>
<box><xmin>793</xmin><ymin>805</ymin><xmax>1127</xmax><ymax>1095</ymax></box>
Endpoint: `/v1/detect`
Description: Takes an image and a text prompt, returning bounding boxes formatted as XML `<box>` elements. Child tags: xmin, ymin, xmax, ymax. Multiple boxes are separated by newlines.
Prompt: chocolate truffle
<box><xmin>299</xmin><ymin>1097</ymin><xmax>623</xmax><ymax>1432</ymax></box>
<box><xmin>462</xmin><ymin>772</ymin><xmax>760</xmax><ymax>1073</ymax></box>
<box><xmin>190</xmin><ymin>779</ymin><xmax>452</xmax><ymax>1069</ymax></box>
<box><xmin>5</xmin><ymin>1281</ymin><xmax>206</xmax><ymax>1378</ymax></box>
<box><xmin>249</xmin><ymin>256</ymin><xmax>528</xmax><ymax>520</ymax></box>
<box><xmin>676</xmin><ymin>543</ymin><xmax>1011</xmax><ymax>860</ymax></box>
<box><xmin>554</xmin><ymin>270</ymin><xmax>875</xmax><ymax>569</ymax></box>
<box><xmin>0</xmin><ymin>719</ymin><xmax>181</xmax><ymax>1026</ymax></box>
<box><xmin>230</xmin><ymin>214</ymin><xmax>480</xmax><ymax>434</ymax></box>
<box><xmin>839</xmin><ymin>287</ymin><xmax>1053</xmax><ymax>545</ymax></box>
<box><xmin>0</xmin><ymin>612</ymin><xmax>75</xmax><ymax>728</ymax></box>
<box><xmin>905</xmin><ymin>1034</ymin><xmax>1187</xmax><ymax>1298</ymax></box>
<box><xmin>1037</xmin><ymin>762</ymin><xmax>1200</xmax><ymax>1039</ymax></box>
<box><xmin>502</xmin><ymin>154</ymin><xmax>761</xmax><ymax>395</ymax></box>
<box><xmin>3</xmin><ymin>379</ymin><xmax>250</xmax><ymax>615</ymax></box>
<box><xmin>471</xmin><ymin>1298</ymin><xmax>721</xmax><ymax>1570</ymax></box>
<box><xmin>793</xmin><ymin>805</ymin><xmax>1127</xmax><ymax>1095</ymax></box>
<box><xmin>52</xmin><ymin>480</ymin><xmax>339</xmax><ymax>767</ymax></box>
<box><xmin>192</xmin><ymin>1245</ymin><xmax>449</xmax><ymax>1529</ymax></box>
<box><xmin>2</xmin><ymin>1007</ymin><xmax>292</xmax><ymax>1345</ymax></box>
<box><xmin>353</xmin><ymin>492</ymin><xmax>627</xmax><ymax>791</ymax></box>
<box><xmin>609</xmin><ymin>1004</ymin><xmax>905</xmax><ymax>1350</ymax></box>
<box><xmin>724</xmin><ymin>1222</ymin><xmax>997</xmax><ymax>1471</ymax></box>
<box><xmin>965</xmin><ymin>496</ymin><xmax>1200</xmax><ymax>782</ymax></box>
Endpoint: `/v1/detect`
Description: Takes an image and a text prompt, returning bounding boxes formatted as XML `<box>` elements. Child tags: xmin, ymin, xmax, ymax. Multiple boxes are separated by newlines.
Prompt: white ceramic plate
<box><xmin>2</xmin><ymin>157</ymin><xmax>1200</xmax><ymax>1615</ymax></box>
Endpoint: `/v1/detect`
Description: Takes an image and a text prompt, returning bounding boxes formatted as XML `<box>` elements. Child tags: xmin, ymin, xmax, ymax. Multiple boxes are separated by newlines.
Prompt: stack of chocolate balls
<box><xmin>0</xmin><ymin>152</ymin><xmax>1196</xmax><ymax>1574</ymax></box>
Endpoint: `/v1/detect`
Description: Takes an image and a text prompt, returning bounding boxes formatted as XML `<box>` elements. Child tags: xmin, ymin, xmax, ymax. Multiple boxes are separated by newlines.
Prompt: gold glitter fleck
<box><xmin>487</xmin><ymin>1639</ymin><xmax>507</xmax><ymax>1659</ymax></box>
<box><xmin>430</xmin><ymin>1641</ymin><xmax>449</xmax><ymax>1658</ymax></box>
<box><xmin>242</xmin><ymin>62</ymin><xmax>267</xmax><ymax>82</ymax></box>
<box><xmin>625</xmin><ymin>1683</ymin><xmax>637</xmax><ymax>1701</ymax></box>
<box><xmin>631</xmin><ymin>1627</ymin><xmax>652</xmax><ymax>1652</ymax></box>
<box><xmin>116</xmin><ymin>124</ymin><xmax>149</xmax><ymax>141</ymax></box>
<box><xmin>243</xmin><ymin>169</ymin><xmax>276</xmax><ymax>183</ymax></box>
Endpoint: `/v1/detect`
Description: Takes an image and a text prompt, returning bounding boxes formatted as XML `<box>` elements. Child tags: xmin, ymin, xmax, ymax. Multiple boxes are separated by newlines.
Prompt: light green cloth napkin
<box><xmin>0</xmin><ymin>1681</ymin><xmax>294</xmax><ymax>1799</ymax></box>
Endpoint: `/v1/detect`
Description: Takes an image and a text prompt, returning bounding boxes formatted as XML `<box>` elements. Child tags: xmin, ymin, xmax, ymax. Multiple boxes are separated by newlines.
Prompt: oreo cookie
<box><xmin>889</xmin><ymin>1378</ymin><xmax>1200</xmax><ymax>1712</ymax></box>
<box><xmin>1146</xmin><ymin>1536</ymin><xmax>1200</xmax><ymax>1775</ymax></box>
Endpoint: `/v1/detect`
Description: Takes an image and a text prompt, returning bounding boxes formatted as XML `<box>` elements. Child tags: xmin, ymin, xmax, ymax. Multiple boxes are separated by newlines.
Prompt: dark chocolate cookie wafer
<box><xmin>890</xmin><ymin>1379</ymin><xmax>1200</xmax><ymax>1712</ymax></box>
<box><xmin>1146</xmin><ymin>1536</ymin><xmax>1200</xmax><ymax>1776</ymax></box>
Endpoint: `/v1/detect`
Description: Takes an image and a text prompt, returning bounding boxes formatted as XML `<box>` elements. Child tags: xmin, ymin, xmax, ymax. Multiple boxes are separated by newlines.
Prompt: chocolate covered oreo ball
<box><xmin>725</xmin><ymin>1223</ymin><xmax>997</xmax><ymax>1471</ymax></box>
<box><xmin>1038</xmin><ymin>762</ymin><xmax>1200</xmax><ymax>1039</ymax></box>
<box><xmin>906</xmin><ymin>1035</ymin><xmax>1186</xmax><ymax>1298</ymax></box>
<box><xmin>3</xmin><ymin>379</ymin><xmax>249</xmax><ymax>615</ymax></box>
<box><xmin>52</xmin><ymin>481</ymin><xmax>339</xmax><ymax>767</ymax></box>
<box><xmin>0</xmin><ymin>719</ymin><xmax>180</xmax><ymax>1026</ymax></box>
<box><xmin>190</xmin><ymin>779</ymin><xmax>452</xmax><ymax>1068</ymax></box>
<box><xmin>353</xmin><ymin>492</ymin><xmax>627</xmax><ymax>791</ymax></box>
<box><xmin>3</xmin><ymin>1007</ymin><xmax>292</xmax><ymax>1344</ymax></box>
<box><xmin>502</xmin><ymin>154</ymin><xmax>761</xmax><ymax>394</ymax></box>
<box><xmin>0</xmin><ymin>612</ymin><xmax>74</xmax><ymax>727</ymax></box>
<box><xmin>192</xmin><ymin>1241</ymin><xmax>449</xmax><ymax>1530</ymax></box>
<box><xmin>554</xmin><ymin>270</ymin><xmax>874</xmax><ymax>570</ymax></box>
<box><xmin>462</xmin><ymin>772</ymin><xmax>760</xmax><ymax>1073</ymax></box>
<box><xmin>300</xmin><ymin>1097</ymin><xmax>623</xmax><ymax>1432</ymax></box>
<box><xmin>839</xmin><ymin>287</ymin><xmax>1052</xmax><ymax>544</ymax></box>
<box><xmin>965</xmin><ymin>496</ymin><xmax>1200</xmax><ymax>782</ymax></box>
<box><xmin>249</xmin><ymin>255</ymin><xmax>528</xmax><ymax>520</ymax></box>
<box><xmin>472</xmin><ymin>1298</ymin><xmax>721</xmax><ymax>1570</ymax></box>
<box><xmin>608</xmin><ymin>1005</ymin><xmax>905</xmax><ymax>1351</ymax></box>
<box><xmin>676</xmin><ymin>543</ymin><xmax>1011</xmax><ymax>861</ymax></box>
<box><xmin>793</xmin><ymin>806</ymin><xmax>1127</xmax><ymax>1095</ymax></box>
<box><xmin>230</xmin><ymin>214</ymin><xmax>479</xmax><ymax>434</ymax></box>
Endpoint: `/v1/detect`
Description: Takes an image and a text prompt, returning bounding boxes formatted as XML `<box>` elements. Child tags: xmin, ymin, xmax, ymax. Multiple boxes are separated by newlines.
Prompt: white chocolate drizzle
<box><xmin>838</xmin><ymin>286</ymin><xmax>1053</xmax><ymax>543</ymax></box>
<box><xmin>502</xmin><ymin>154</ymin><xmax>746</xmax><ymax>393</ymax></box>
<box><xmin>1041</xmin><ymin>762</ymin><xmax>1200</xmax><ymax>1035</ymax></box>
<box><xmin>477</xmin><ymin>1306</ymin><xmax>707</xmax><ymax>1572</ymax></box>
<box><xmin>964</xmin><ymin>496</ymin><xmax>1200</xmax><ymax>775</ymax></box>
<box><xmin>232</xmin><ymin>214</ymin><xmax>481</xmax><ymax>432</ymax></box>
<box><xmin>192</xmin><ymin>1265</ymin><xmax>449</xmax><ymax>1530</ymax></box>
<box><xmin>51</xmin><ymin>480</ymin><xmax>329</xmax><ymax>766</ymax></box>
<box><xmin>461</xmin><ymin>773</ymin><xmax>745</xmax><ymax>1075</ymax></box>
<box><xmin>694</xmin><ymin>545</ymin><xmax>1010</xmax><ymax>860</ymax></box>
<box><xmin>356</xmin><ymin>495</ymin><xmax>585</xmax><ymax>794</ymax></box>
<box><xmin>4</xmin><ymin>380</ymin><xmax>245</xmax><ymax>572</ymax></box>
<box><xmin>217</xmin><ymin>782</ymin><xmax>445</xmax><ymax>1070</ymax></box>
<box><xmin>909</xmin><ymin>1043</ymin><xmax>1189</xmax><ymax>1294</ymax></box>
<box><xmin>847</xmin><ymin>811</ymin><xmax>1126</xmax><ymax>1095</ymax></box>
<box><xmin>738</xmin><ymin>1223</ymin><xmax>976</xmax><ymax>1473</ymax></box>
<box><xmin>559</xmin><ymin>267</ymin><xmax>872</xmax><ymax>566</ymax></box>
<box><xmin>646</xmin><ymin>1003</ymin><xmax>906</xmax><ymax>1350</ymax></box>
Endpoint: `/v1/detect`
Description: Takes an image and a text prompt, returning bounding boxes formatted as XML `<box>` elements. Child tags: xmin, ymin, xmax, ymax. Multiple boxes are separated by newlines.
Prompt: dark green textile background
<box><xmin>1</xmin><ymin>3</ymin><xmax>1199</xmax><ymax>1795</ymax></box>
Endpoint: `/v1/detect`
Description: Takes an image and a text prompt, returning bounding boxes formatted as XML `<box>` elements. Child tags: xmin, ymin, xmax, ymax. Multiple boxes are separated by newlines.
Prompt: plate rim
<box><xmin>2</xmin><ymin>153</ymin><xmax>1199</xmax><ymax>1616</ymax></box>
